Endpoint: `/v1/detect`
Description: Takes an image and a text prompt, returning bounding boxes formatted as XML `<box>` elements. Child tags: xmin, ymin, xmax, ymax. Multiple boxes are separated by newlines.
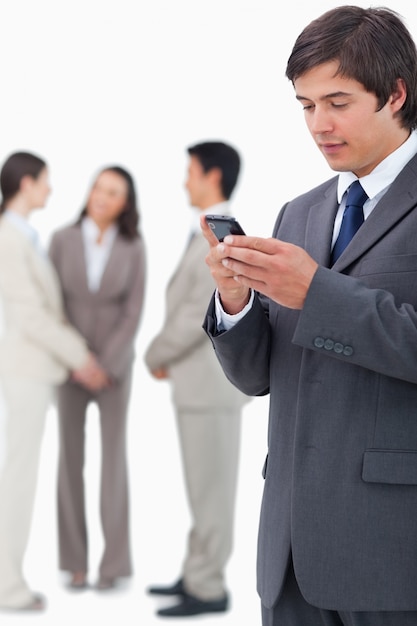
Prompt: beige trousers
<box><xmin>0</xmin><ymin>377</ymin><xmax>52</xmax><ymax>609</ymax></box>
<box><xmin>177</xmin><ymin>406</ymin><xmax>241</xmax><ymax>600</ymax></box>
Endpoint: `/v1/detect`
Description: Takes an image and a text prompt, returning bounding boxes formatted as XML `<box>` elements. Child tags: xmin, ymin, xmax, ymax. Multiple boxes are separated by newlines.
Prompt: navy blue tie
<box><xmin>331</xmin><ymin>180</ymin><xmax>368</xmax><ymax>264</ymax></box>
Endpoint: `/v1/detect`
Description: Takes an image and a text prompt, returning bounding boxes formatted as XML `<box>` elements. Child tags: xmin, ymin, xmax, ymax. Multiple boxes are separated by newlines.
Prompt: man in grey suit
<box><xmin>145</xmin><ymin>141</ymin><xmax>249</xmax><ymax>617</ymax></box>
<box><xmin>201</xmin><ymin>6</ymin><xmax>417</xmax><ymax>626</ymax></box>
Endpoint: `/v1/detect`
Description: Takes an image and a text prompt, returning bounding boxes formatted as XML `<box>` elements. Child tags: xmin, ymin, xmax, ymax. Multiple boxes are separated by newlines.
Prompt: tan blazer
<box><xmin>0</xmin><ymin>217</ymin><xmax>88</xmax><ymax>383</ymax></box>
<box><xmin>49</xmin><ymin>223</ymin><xmax>146</xmax><ymax>380</ymax></box>
<box><xmin>145</xmin><ymin>230</ymin><xmax>248</xmax><ymax>410</ymax></box>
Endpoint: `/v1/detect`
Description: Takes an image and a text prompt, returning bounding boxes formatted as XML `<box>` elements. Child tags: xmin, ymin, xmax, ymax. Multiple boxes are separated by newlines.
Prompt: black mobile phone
<box><xmin>206</xmin><ymin>215</ymin><xmax>246</xmax><ymax>242</ymax></box>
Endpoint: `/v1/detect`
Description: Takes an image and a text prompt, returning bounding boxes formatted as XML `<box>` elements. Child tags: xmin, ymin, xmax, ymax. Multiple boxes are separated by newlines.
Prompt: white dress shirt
<box><xmin>81</xmin><ymin>217</ymin><xmax>118</xmax><ymax>292</ymax></box>
<box><xmin>187</xmin><ymin>200</ymin><xmax>231</xmax><ymax>241</ymax></box>
<box><xmin>333</xmin><ymin>131</ymin><xmax>417</xmax><ymax>245</ymax></box>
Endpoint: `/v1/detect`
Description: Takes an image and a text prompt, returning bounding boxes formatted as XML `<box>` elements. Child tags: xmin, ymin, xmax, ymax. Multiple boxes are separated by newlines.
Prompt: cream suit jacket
<box><xmin>0</xmin><ymin>217</ymin><xmax>88</xmax><ymax>383</ymax></box>
<box><xmin>145</xmin><ymin>230</ymin><xmax>248</xmax><ymax>410</ymax></box>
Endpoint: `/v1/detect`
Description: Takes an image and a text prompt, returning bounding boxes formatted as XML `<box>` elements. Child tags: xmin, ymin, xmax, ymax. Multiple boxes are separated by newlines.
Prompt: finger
<box><xmin>223</xmin><ymin>235</ymin><xmax>279</xmax><ymax>254</ymax></box>
<box><xmin>200</xmin><ymin>214</ymin><xmax>221</xmax><ymax>246</ymax></box>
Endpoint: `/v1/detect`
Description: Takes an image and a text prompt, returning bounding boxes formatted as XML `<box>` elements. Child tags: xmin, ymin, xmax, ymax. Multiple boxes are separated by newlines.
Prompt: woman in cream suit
<box><xmin>49</xmin><ymin>165</ymin><xmax>146</xmax><ymax>592</ymax></box>
<box><xmin>0</xmin><ymin>152</ymin><xmax>101</xmax><ymax>612</ymax></box>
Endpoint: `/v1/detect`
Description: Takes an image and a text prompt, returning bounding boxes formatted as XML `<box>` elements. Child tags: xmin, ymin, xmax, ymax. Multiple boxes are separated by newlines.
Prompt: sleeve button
<box><xmin>314</xmin><ymin>336</ymin><xmax>325</xmax><ymax>348</ymax></box>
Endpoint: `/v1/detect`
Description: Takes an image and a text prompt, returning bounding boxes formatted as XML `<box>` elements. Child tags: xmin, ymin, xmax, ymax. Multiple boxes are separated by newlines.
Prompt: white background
<box><xmin>2</xmin><ymin>1</ymin><xmax>417</xmax><ymax>625</ymax></box>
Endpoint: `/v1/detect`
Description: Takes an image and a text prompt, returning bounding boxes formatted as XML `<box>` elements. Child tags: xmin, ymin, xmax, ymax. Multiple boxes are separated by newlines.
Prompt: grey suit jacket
<box><xmin>49</xmin><ymin>223</ymin><xmax>146</xmax><ymax>381</ymax></box>
<box><xmin>145</xmin><ymin>230</ymin><xmax>248</xmax><ymax>410</ymax></box>
<box><xmin>204</xmin><ymin>152</ymin><xmax>417</xmax><ymax>611</ymax></box>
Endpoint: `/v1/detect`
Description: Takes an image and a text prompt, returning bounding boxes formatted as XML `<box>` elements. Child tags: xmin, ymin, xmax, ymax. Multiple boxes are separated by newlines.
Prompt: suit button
<box><xmin>314</xmin><ymin>337</ymin><xmax>325</xmax><ymax>348</ymax></box>
<box><xmin>324</xmin><ymin>339</ymin><xmax>334</xmax><ymax>350</ymax></box>
<box><xmin>334</xmin><ymin>342</ymin><xmax>344</xmax><ymax>354</ymax></box>
<box><xmin>343</xmin><ymin>345</ymin><xmax>353</xmax><ymax>356</ymax></box>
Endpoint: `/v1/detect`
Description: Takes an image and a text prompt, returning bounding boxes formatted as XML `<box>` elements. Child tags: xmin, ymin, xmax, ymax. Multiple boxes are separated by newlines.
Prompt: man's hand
<box><xmin>200</xmin><ymin>214</ymin><xmax>319</xmax><ymax>311</ymax></box>
<box><xmin>200</xmin><ymin>215</ymin><xmax>251</xmax><ymax>314</ymax></box>
<box><xmin>150</xmin><ymin>367</ymin><xmax>169</xmax><ymax>380</ymax></box>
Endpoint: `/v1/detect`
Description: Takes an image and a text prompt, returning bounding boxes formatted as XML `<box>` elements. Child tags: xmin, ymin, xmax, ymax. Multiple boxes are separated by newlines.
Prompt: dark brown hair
<box><xmin>286</xmin><ymin>5</ymin><xmax>417</xmax><ymax>131</ymax></box>
<box><xmin>187</xmin><ymin>141</ymin><xmax>241</xmax><ymax>200</ymax></box>
<box><xmin>77</xmin><ymin>165</ymin><xmax>141</xmax><ymax>240</ymax></box>
<box><xmin>0</xmin><ymin>151</ymin><xmax>47</xmax><ymax>213</ymax></box>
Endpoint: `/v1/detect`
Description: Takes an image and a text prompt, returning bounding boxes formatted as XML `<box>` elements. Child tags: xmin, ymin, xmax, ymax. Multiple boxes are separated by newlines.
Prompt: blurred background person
<box><xmin>0</xmin><ymin>151</ymin><xmax>101</xmax><ymax>612</ymax></box>
<box><xmin>145</xmin><ymin>141</ymin><xmax>250</xmax><ymax>618</ymax></box>
<box><xmin>49</xmin><ymin>165</ymin><xmax>146</xmax><ymax>592</ymax></box>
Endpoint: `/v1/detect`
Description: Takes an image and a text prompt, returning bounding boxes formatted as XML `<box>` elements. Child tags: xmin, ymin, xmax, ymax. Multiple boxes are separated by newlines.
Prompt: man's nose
<box><xmin>309</xmin><ymin>108</ymin><xmax>333</xmax><ymax>134</ymax></box>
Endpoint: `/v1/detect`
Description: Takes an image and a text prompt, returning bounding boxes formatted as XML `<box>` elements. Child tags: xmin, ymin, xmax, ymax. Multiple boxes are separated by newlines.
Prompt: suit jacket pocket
<box><xmin>362</xmin><ymin>449</ymin><xmax>417</xmax><ymax>485</ymax></box>
<box><xmin>360</xmin><ymin>253</ymin><xmax>417</xmax><ymax>276</ymax></box>
<box><xmin>359</xmin><ymin>254</ymin><xmax>417</xmax><ymax>306</ymax></box>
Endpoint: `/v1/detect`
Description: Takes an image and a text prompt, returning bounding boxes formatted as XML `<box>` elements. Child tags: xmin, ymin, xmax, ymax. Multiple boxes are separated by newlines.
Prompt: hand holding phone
<box><xmin>205</xmin><ymin>214</ymin><xmax>246</xmax><ymax>242</ymax></box>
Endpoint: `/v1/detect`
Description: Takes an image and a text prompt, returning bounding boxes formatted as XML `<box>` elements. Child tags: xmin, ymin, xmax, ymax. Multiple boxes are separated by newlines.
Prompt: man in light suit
<box><xmin>201</xmin><ymin>7</ymin><xmax>417</xmax><ymax>626</ymax></box>
<box><xmin>145</xmin><ymin>141</ymin><xmax>249</xmax><ymax>618</ymax></box>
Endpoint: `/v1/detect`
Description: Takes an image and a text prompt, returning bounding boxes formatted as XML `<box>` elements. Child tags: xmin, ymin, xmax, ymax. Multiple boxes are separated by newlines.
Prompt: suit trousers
<box><xmin>57</xmin><ymin>371</ymin><xmax>133</xmax><ymax>579</ymax></box>
<box><xmin>176</xmin><ymin>405</ymin><xmax>241</xmax><ymax>600</ymax></box>
<box><xmin>261</xmin><ymin>556</ymin><xmax>417</xmax><ymax>626</ymax></box>
<box><xmin>0</xmin><ymin>377</ymin><xmax>52</xmax><ymax>609</ymax></box>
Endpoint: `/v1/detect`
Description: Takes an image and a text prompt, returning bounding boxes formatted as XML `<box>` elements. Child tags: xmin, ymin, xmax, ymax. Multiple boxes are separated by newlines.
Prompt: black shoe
<box><xmin>157</xmin><ymin>592</ymin><xmax>229</xmax><ymax>617</ymax></box>
<box><xmin>147</xmin><ymin>578</ymin><xmax>185</xmax><ymax>596</ymax></box>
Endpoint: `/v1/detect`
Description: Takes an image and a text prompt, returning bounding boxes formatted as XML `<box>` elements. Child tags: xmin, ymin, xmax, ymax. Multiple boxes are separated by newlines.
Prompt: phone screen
<box><xmin>206</xmin><ymin>215</ymin><xmax>246</xmax><ymax>242</ymax></box>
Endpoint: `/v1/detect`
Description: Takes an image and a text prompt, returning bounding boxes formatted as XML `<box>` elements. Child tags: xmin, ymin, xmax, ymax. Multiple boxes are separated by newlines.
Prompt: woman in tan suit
<box><xmin>49</xmin><ymin>165</ymin><xmax>146</xmax><ymax>592</ymax></box>
<box><xmin>0</xmin><ymin>152</ymin><xmax>101</xmax><ymax>612</ymax></box>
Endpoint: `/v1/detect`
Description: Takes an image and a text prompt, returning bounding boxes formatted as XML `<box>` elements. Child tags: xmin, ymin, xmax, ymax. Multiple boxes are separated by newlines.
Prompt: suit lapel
<box><xmin>167</xmin><ymin>234</ymin><xmax>196</xmax><ymax>289</ymax></box>
<box><xmin>69</xmin><ymin>227</ymin><xmax>91</xmax><ymax>296</ymax></box>
<box><xmin>98</xmin><ymin>234</ymin><xmax>124</xmax><ymax>295</ymax></box>
<box><xmin>30</xmin><ymin>249</ymin><xmax>62</xmax><ymax>311</ymax></box>
<box><xmin>305</xmin><ymin>182</ymin><xmax>339</xmax><ymax>268</ymax></box>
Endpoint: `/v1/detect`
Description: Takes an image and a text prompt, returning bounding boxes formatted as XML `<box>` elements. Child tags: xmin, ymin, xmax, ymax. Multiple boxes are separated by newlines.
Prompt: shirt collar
<box><xmin>81</xmin><ymin>216</ymin><xmax>118</xmax><ymax>246</ymax></box>
<box><xmin>337</xmin><ymin>130</ymin><xmax>417</xmax><ymax>202</ymax></box>
<box><xmin>189</xmin><ymin>201</ymin><xmax>230</xmax><ymax>233</ymax></box>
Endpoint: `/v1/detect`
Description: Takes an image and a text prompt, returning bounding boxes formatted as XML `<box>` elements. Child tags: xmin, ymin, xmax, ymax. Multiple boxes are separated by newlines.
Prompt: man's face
<box><xmin>293</xmin><ymin>61</ymin><xmax>409</xmax><ymax>178</ymax></box>
<box><xmin>184</xmin><ymin>155</ymin><xmax>210</xmax><ymax>208</ymax></box>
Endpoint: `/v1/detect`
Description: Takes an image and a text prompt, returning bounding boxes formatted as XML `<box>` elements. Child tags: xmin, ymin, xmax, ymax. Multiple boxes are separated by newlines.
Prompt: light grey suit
<box><xmin>49</xmin><ymin>223</ymin><xmax>146</xmax><ymax>581</ymax></box>
<box><xmin>145</xmin><ymin>226</ymin><xmax>249</xmax><ymax>600</ymax></box>
<box><xmin>204</xmin><ymin>152</ymin><xmax>417</xmax><ymax>613</ymax></box>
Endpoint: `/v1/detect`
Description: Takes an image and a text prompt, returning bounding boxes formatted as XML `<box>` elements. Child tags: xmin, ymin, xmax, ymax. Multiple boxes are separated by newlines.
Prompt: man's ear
<box><xmin>207</xmin><ymin>166</ymin><xmax>222</xmax><ymax>189</ymax></box>
<box><xmin>390</xmin><ymin>77</ymin><xmax>407</xmax><ymax>112</ymax></box>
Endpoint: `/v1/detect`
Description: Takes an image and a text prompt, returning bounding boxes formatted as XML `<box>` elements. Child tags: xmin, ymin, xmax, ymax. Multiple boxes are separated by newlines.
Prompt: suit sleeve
<box><xmin>294</xmin><ymin>266</ymin><xmax>417</xmax><ymax>384</ymax></box>
<box><xmin>0</xmin><ymin>233</ymin><xmax>88</xmax><ymax>370</ymax></box>
<box><xmin>145</xmin><ymin>245</ymin><xmax>218</xmax><ymax>371</ymax></box>
<box><xmin>48</xmin><ymin>232</ymin><xmax>60</xmax><ymax>269</ymax></box>
<box><xmin>203</xmin><ymin>291</ymin><xmax>271</xmax><ymax>396</ymax></box>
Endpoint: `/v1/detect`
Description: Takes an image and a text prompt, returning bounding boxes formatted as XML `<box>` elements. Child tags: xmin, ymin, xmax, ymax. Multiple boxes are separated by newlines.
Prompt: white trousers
<box><xmin>0</xmin><ymin>377</ymin><xmax>52</xmax><ymax>609</ymax></box>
